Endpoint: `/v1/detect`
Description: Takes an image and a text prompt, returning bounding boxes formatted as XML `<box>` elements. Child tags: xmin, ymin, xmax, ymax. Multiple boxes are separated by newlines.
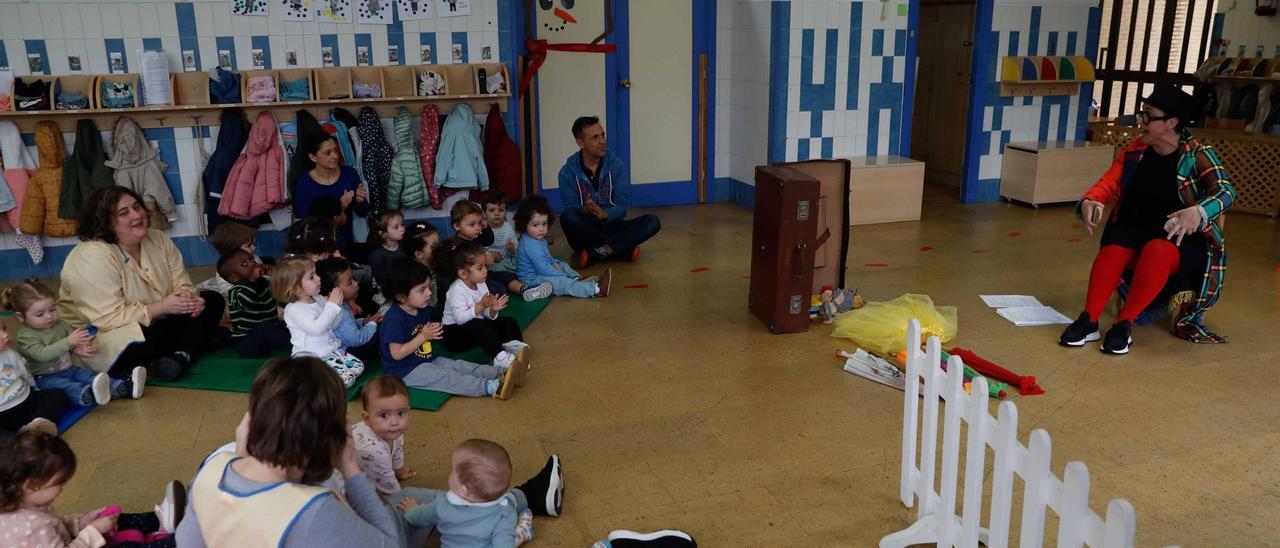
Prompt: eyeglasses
<box><xmin>1136</xmin><ymin>111</ymin><xmax>1173</xmax><ymax>124</ymax></box>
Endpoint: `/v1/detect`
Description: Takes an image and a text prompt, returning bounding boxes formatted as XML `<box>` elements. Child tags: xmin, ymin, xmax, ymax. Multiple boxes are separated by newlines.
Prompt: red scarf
<box><xmin>520</xmin><ymin>39</ymin><xmax>617</xmax><ymax>97</ymax></box>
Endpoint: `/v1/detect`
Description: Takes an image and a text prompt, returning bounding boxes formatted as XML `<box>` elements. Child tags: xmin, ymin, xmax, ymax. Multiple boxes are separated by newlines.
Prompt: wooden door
<box><xmin>911</xmin><ymin>2</ymin><xmax>975</xmax><ymax>188</ymax></box>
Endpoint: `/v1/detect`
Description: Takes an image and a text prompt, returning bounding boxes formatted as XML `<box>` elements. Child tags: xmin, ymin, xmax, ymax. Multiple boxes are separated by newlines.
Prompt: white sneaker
<box><xmin>131</xmin><ymin>366</ymin><xmax>147</xmax><ymax>399</ymax></box>
<box><xmin>91</xmin><ymin>373</ymin><xmax>111</xmax><ymax>406</ymax></box>
<box><xmin>155</xmin><ymin>480</ymin><xmax>186</xmax><ymax>533</ymax></box>
<box><xmin>521</xmin><ymin>281</ymin><xmax>554</xmax><ymax>301</ymax></box>
<box><xmin>501</xmin><ymin>340</ymin><xmax>530</xmax><ymax>354</ymax></box>
<box><xmin>493</xmin><ymin>351</ymin><xmax>517</xmax><ymax>370</ymax></box>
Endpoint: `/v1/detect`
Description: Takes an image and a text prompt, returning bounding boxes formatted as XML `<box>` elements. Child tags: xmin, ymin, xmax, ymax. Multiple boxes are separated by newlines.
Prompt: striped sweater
<box><xmin>227</xmin><ymin>278</ymin><xmax>279</xmax><ymax>338</ymax></box>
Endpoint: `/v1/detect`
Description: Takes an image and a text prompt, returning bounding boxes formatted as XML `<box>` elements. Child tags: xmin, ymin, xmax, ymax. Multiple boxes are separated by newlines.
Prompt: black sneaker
<box><xmin>151</xmin><ymin>355</ymin><xmax>186</xmax><ymax>382</ymax></box>
<box><xmin>601</xmin><ymin>530</ymin><xmax>697</xmax><ymax>548</ymax></box>
<box><xmin>1058</xmin><ymin>313</ymin><xmax>1100</xmax><ymax>347</ymax></box>
<box><xmin>515</xmin><ymin>455</ymin><xmax>563</xmax><ymax>517</ymax></box>
<box><xmin>1101</xmin><ymin>321</ymin><xmax>1133</xmax><ymax>355</ymax></box>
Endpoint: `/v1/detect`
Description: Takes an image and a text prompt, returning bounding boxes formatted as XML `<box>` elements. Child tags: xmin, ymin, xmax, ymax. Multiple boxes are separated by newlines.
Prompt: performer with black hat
<box><xmin>1059</xmin><ymin>84</ymin><xmax>1235</xmax><ymax>354</ymax></box>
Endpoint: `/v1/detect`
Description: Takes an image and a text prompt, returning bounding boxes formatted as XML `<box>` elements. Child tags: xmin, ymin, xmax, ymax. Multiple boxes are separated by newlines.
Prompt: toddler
<box><xmin>220</xmin><ymin>250</ymin><xmax>290</xmax><ymax>358</ymax></box>
<box><xmin>0</xmin><ymin>430</ymin><xmax>186</xmax><ymax>547</ymax></box>
<box><xmin>441</xmin><ymin>242</ymin><xmax>532</xmax><ymax>362</ymax></box>
<box><xmin>287</xmin><ymin>217</ymin><xmax>380</xmax><ymax>313</ymax></box>
<box><xmin>448</xmin><ymin>200</ymin><xmax>551</xmax><ymax>302</ymax></box>
<box><xmin>479</xmin><ymin>191</ymin><xmax>518</xmax><ymax>273</ymax></box>
<box><xmin>395</xmin><ymin>440</ymin><xmax>564</xmax><ymax>546</ymax></box>
<box><xmin>515</xmin><ymin>196</ymin><xmax>611</xmax><ymax>299</ymax></box>
<box><xmin>0</xmin><ymin>327</ymin><xmax>65</xmax><ymax>436</ymax></box>
<box><xmin>272</xmin><ymin>256</ymin><xmax>365</xmax><ymax>388</ymax></box>
<box><xmin>197</xmin><ymin>222</ymin><xmax>272</xmax><ymax>297</ymax></box>
<box><xmin>352</xmin><ymin>375</ymin><xmax>415</xmax><ymax>495</ymax></box>
<box><xmin>404</xmin><ymin>223</ymin><xmax>442</xmax><ymax>311</ymax></box>
<box><xmin>5</xmin><ymin>279</ymin><xmax>141</xmax><ymax>406</ymax></box>
<box><xmin>316</xmin><ymin>257</ymin><xmax>381</xmax><ymax>359</ymax></box>
<box><xmin>367</xmin><ymin>210</ymin><xmax>407</xmax><ymax>287</ymax></box>
<box><xmin>379</xmin><ymin>257</ymin><xmax>523</xmax><ymax>400</ymax></box>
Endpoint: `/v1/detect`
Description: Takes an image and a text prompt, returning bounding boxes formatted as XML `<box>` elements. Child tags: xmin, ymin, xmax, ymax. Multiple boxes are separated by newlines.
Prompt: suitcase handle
<box><xmin>792</xmin><ymin>240</ymin><xmax>807</xmax><ymax>279</ymax></box>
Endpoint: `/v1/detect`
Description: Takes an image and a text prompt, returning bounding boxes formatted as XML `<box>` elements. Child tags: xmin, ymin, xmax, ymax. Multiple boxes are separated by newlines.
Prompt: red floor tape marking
<box><xmin>971</xmin><ymin>249</ymin><xmax>991</xmax><ymax>254</ymax></box>
<box><xmin>919</xmin><ymin>245</ymin><xmax>934</xmax><ymax>252</ymax></box>
<box><xmin>624</xmin><ymin>284</ymin><xmax>649</xmax><ymax>289</ymax></box>
<box><xmin>1068</xmin><ymin>237</ymin><xmax>1082</xmax><ymax>243</ymax></box>
<box><xmin>690</xmin><ymin>267</ymin><xmax>711</xmax><ymax>272</ymax></box>
<box><xmin>866</xmin><ymin>263</ymin><xmax>889</xmax><ymax>268</ymax></box>
<box><xmin>1008</xmin><ymin>231</ymin><xmax>1023</xmax><ymax>237</ymax></box>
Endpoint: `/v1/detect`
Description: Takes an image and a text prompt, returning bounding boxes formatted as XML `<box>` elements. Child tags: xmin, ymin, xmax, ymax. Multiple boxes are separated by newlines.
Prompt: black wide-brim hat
<box><xmin>1141</xmin><ymin>84</ymin><xmax>1194</xmax><ymax>122</ymax></box>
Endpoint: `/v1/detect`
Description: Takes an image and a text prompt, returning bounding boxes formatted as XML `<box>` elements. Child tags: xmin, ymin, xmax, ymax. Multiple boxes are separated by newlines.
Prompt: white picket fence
<box><xmin>880</xmin><ymin>319</ymin><xmax>1136</xmax><ymax>548</ymax></box>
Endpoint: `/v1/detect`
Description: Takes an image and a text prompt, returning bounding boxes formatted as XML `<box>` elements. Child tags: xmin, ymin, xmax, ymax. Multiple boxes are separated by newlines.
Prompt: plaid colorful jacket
<box><xmin>1079</xmin><ymin>130</ymin><xmax>1234</xmax><ymax>343</ymax></box>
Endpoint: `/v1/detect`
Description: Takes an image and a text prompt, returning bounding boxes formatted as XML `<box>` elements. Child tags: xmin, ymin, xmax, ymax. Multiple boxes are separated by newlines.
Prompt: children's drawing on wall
<box><xmin>438</xmin><ymin>0</ymin><xmax>470</xmax><ymax>18</ymax></box>
<box><xmin>68</xmin><ymin>56</ymin><xmax>83</xmax><ymax>73</ymax></box>
<box><xmin>357</xmin><ymin>0</ymin><xmax>392</xmax><ymax>23</ymax></box>
<box><xmin>316</xmin><ymin>0</ymin><xmax>350</xmax><ymax>22</ymax></box>
<box><xmin>110</xmin><ymin>52</ymin><xmax>126</xmax><ymax>73</ymax></box>
<box><xmin>26</xmin><ymin>53</ymin><xmax>43</xmax><ymax>74</ymax></box>
<box><xmin>278</xmin><ymin>0</ymin><xmax>314</xmax><ymax>21</ymax></box>
<box><xmin>388</xmin><ymin>46</ymin><xmax>400</xmax><ymax>64</ymax></box>
<box><xmin>357</xmin><ymin>46</ymin><xmax>371</xmax><ymax>66</ymax></box>
<box><xmin>182</xmin><ymin>51</ymin><xmax>197</xmax><ymax>72</ymax></box>
<box><xmin>286</xmin><ymin>49</ymin><xmax>298</xmax><ymax>66</ymax></box>
<box><xmin>217</xmin><ymin>50</ymin><xmax>232</xmax><ymax>69</ymax></box>
<box><xmin>420</xmin><ymin>45</ymin><xmax>433</xmax><ymax>63</ymax></box>
<box><xmin>322</xmin><ymin>46</ymin><xmax>335</xmax><ymax>66</ymax></box>
<box><xmin>398</xmin><ymin>0</ymin><xmax>434</xmax><ymax>20</ymax></box>
<box><xmin>451</xmin><ymin>43</ymin><xmax>464</xmax><ymax>63</ymax></box>
<box><xmin>481</xmin><ymin>46</ymin><xmax>492</xmax><ymax>61</ymax></box>
<box><xmin>232</xmin><ymin>0</ymin><xmax>269</xmax><ymax>16</ymax></box>
<box><xmin>251</xmin><ymin>49</ymin><xmax>266</xmax><ymax>69</ymax></box>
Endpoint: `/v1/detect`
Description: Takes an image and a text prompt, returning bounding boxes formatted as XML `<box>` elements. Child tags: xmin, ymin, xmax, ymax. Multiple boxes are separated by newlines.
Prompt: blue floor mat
<box><xmin>56</xmin><ymin>405</ymin><xmax>95</xmax><ymax>434</ymax></box>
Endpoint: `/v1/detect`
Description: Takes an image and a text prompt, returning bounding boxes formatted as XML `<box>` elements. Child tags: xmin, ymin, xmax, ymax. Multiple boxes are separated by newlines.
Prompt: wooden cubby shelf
<box><xmin>0</xmin><ymin>64</ymin><xmax>511</xmax><ymax>132</ymax></box>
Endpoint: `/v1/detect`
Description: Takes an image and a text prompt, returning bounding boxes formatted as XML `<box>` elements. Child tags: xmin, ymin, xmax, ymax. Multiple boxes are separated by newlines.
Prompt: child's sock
<box><xmin>501</xmin><ymin>340</ymin><xmax>529</xmax><ymax>354</ymax></box>
<box><xmin>484</xmin><ymin>378</ymin><xmax>501</xmax><ymax>395</ymax></box>
<box><xmin>78</xmin><ymin>385</ymin><xmax>96</xmax><ymax>406</ymax></box>
<box><xmin>113</xmin><ymin>379</ymin><xmax>134</xmax><ymax>400</ymax></box>
<box><xmin>515</xmin><ymin>510</ymin><xmax>534</xmax><ymax>545</ymax></box>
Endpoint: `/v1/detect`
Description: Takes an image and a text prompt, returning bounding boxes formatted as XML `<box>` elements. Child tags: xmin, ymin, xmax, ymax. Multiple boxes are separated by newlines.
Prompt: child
<box><xmin>220</xmin><ymin>250</ymin><xmax>290</xmax><ymax>358</ymax></box>
<box><xmin>316</xmin><ymin>257</ymin><xmax>381</xmax><ymax>359</ymax></box>
<box><xmin>271</xmin><ymin>256</ymin><xmax>365</xmax><ymax>388</ymax></box>
<box><xmin>352</xmin><ymin>375</ymin><xmax>415</xmax><ymax>495</ymax></box>
<box><xmin>197</xmin><ymin>222</ymin><xmax>272</xmax><ymax>297</ymax></box>
<box><xmin>395</xmin><ymin>440</ymin><xmax>563</xmax><ymax>546</ymax></box>
<box><xmin>5</xmin><ymin>279</ymin><xmax>141</xmax><ymax>406</ymax></box>
<box><xmin>479</xmin><ymin>191</ymin><xmax>518</xmax><ymax>273</ymax></box>
<box><xmin>379</xmin><ymin>257</ymin><xmax>523</xmax><ymax>400</ymax></box>
<box><xmin>367</xmin><ymin>210</ymin><xmax>407</xmax><ymax>287</ymax></box>
<box><xmin>0</xmin><ymin>326</ymin><xmax>66</xmax><ymax>437</ymax></box>
<box><xmin>442</xmin><ymin>242</ymin><xmax>532</xmax><ymax>361</ymax></box>
<box><xmin>404</xmin><ymin>223</ymin><xmax>442</xmax><ymax>311</ymax></box>
<box><xmin>515</xmin><ymin>196</ymin><xmax>612</xmax><ymax>299</ymax></box>
<box><xmin>287</xmin><ymin>217</ymin><xmax>380</xmax><ymax>313</ymax></box>
<box><xmin>448</xmin><ymin>200</ymin><xmax>552</xmax><ymax>302</ymax></box>
<box><xmin>0</xmin><ymin>431</ymin><xmax>187</xmax><ymax>547</ymax></box>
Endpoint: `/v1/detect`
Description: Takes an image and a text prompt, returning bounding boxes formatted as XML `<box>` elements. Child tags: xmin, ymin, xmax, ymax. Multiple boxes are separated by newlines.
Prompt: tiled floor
<box><xmin>25</xmin><ymin>192</ymin><xmax>1280</xmax><ymax>546</ymax></box>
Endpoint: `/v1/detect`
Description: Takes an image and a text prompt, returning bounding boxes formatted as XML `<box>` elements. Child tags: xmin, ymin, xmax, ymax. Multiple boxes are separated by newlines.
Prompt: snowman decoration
<box><xmin>520</xmin><ymin>0</ymin><xmax>616</xmax><ymax>96</ymax></box>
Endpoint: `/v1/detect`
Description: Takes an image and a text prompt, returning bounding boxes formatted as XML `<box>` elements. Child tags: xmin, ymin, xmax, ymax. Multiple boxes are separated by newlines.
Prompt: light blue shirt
<box><xmin>515</xmin><ymin>234</ymin><xmax>580</xmax><ymax>282</ymax></box>
<box><xmin>404</xmin><ymin>491</ymin><xmax>517</xmax><ymax>548</ymax></box>
<box><xmin>334</xmin><ymin>303</ymin><xmax>377</xmax><ymax>350</ymax></box>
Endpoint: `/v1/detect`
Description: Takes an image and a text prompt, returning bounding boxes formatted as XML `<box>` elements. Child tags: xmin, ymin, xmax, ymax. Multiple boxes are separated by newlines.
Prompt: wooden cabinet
<box><xmin>843</xmin><ymin>155</ymin><xmax>925</xmax><ymax>225</ymax></box>
<box><xmin>999</xmin><ymin>141</ymin><xmax>1113</xmax><ymax>206</ymax></box>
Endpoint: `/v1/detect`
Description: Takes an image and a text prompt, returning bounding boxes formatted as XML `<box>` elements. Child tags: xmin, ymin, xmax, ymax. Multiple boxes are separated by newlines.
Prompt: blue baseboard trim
<box><xmin>712</xmin><ymin>177</ymin><xmax>755</xmax><ymax>209</ymax></box>
<box><xmin>630</xmin><ymin>181</ymin><xmax>699</xmax><ymax>208</ymax></box>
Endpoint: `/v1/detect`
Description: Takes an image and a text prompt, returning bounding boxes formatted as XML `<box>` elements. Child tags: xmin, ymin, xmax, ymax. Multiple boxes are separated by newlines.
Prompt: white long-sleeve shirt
<box><xmin>283</xmin><ymin>298</ymin><xmax>343</xmax><ymax>357</ymax></box>
<box><xmin>442</xmin><ymin>279</ymin><xmax>496</xmax><ymax>326</ymax></box>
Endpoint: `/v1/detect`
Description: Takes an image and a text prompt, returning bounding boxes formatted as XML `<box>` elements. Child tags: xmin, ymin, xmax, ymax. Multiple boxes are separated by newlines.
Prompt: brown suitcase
<box><xmin>749</xmin><ymin>165</ymin><xmax>820</xmax><ymax>333</ymax></box>
<box><xmin>776</xmin><ymin>159</ymin><xmax>852</xmax><ymax>295</ymax></box>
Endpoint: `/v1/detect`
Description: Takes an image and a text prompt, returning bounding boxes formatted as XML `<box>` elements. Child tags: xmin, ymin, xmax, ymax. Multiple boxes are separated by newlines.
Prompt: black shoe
<box><xmin>150</xmin><ymin>355</ymin><xmax>186</xmax><ymax>382</ymax></box>
<box><xmin>1058</xmin><ymin>313</ymin><xmax>1100</xmax><ymax>347</ymax></box>
<box><xmin>1101</xmin><ymin>321</ymin><xmax>1133</xmax><ymax>355</ymax></box>
<box><xmin>604</xmin><ymin>530</ymin><xmax>697</xmax><ymax>548</ymax></box>
<box><xmin>515</xmin><ymin>455</ymin><xmax>563</xmax><ymax>517</ymax></box>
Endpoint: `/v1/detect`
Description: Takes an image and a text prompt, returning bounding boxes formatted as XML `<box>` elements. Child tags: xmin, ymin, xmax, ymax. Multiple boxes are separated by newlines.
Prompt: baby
<box><xmin>352</xmin><ymin>375</ymin><xmax>416</xmax><ymax>495</ymax></box>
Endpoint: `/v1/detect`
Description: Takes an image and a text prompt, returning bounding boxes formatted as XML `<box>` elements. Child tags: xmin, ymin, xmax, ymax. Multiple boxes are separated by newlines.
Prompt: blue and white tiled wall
<box><xmin>1216</xmin><ymin>3</ymin><xmax>1280</xmax><ymax>59</ymax></box>
<box><xmin>0</xmin><ymin>0</ymin><xmax>514</xmax><ymax>280</ymax></box>
<box><xmin>966</xmin><ymin>2</ymin><xmax>1099</xmax><ymax>202</ymax></box>
<box><xmin>713</xmin><ymin>0</ymin><xmax>914</xmax><ymax>208</ymax></box>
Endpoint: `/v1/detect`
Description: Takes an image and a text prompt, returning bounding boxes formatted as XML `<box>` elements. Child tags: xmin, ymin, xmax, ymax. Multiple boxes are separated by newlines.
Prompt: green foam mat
<box><xmin>147</xmin><ymin>297</ymin><xmax>552</xmax><ymax>411</ymax></box>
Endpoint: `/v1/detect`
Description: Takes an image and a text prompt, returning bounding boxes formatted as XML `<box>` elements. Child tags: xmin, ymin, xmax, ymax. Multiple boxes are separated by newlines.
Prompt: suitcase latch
<box><xmin>789</xmin><ymin>295</ymin><xmax>803</xmax><ymax>315</ymax></box>
<box><xmin>796</xmin><ymin>201</ymin><xmax>810</xmax><ymax>221</ymax></box>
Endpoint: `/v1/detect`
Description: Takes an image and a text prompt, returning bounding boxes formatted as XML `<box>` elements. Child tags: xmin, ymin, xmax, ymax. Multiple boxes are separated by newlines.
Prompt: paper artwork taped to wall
<box><xmin>233</xmin><ymin>0</ymin><xmax>269</xmax><ymax>16</ymax></box>
<box><xmin>316</xmin><ymin>0</ymin><xmax>350</xmax><ymax>22</ymax></box>
<box><xmin>398</xmin><ymin>0</ymin><xmax>433</xmax><ymax>20</ymax></box>
<box><xmin>278</xmin><ymin>0</ymin><xmax>313</xmax><ymax>21</ymax></box>
<box><xmin>357</xmin><ymin>0</ymin><xmax>392</xmax><ymax>24</ymax></box>
<box><xmin>438</xmin><ymin>0</ymin><xmax>470</xmax><ymax>18</ymax></box>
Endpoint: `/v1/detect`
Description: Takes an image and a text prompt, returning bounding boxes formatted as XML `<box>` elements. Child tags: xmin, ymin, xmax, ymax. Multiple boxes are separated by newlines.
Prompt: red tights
<box><xmin>1084</xmin><ymin>241</ymin><xmax>1180</xmax><ymax>323</ymax></box>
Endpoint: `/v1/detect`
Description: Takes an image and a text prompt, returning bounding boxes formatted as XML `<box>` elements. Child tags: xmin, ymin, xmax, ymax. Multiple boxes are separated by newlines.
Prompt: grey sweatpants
<box><xmin>401</xmin><ymin>357</ymin><xmax>501</xmax><ymax>397</ymax></box>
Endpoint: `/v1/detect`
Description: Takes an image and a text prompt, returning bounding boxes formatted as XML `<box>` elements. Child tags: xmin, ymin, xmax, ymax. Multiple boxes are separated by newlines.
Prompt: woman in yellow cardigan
<box><xmin>57</xmin><ymin>187</ymin><xmax>226</xmax><ymax>381</ymax></box>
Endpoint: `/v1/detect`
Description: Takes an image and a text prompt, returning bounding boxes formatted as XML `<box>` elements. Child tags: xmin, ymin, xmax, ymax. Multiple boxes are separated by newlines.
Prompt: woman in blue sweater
<box><xmin>514</xmin><ymin>196</ymin><xmax>610</xmax><ymax>298</ymax></box>
<box><xmin>294</xmin><ymin>137</ymin><xmax>368</xmax><ymax>252</ymax></box>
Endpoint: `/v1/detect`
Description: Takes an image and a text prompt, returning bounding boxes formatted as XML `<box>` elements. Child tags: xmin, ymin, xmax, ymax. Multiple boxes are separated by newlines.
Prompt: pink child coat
<box><xmin>218</xmin><ymin>110</ymin><xmax>286</xmax><ymax>220</ymax></box>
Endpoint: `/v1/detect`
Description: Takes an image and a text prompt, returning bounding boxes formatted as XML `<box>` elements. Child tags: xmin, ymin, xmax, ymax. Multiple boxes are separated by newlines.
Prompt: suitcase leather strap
<box><xmin>792</xmin><ymin>229</ymin><xmax>830</xmax><ymax>279</ymax></box>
